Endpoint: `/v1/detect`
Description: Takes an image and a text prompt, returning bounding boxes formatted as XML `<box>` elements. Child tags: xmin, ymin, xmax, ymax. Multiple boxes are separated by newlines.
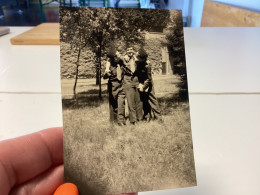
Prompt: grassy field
<box><xmin>61</xmin><ymin>75</ymin><xmax>180</xmax><ymax>98</ymax></box>
<box><xmin>62</xmin><ymin>75</ymin><xmax>196</xmax><ymax>194</ymax></box>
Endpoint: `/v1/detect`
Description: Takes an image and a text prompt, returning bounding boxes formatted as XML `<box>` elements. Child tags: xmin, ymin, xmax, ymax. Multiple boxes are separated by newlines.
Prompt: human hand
<box><xmin>124</xmin><ymin>55</ymin><xmax>130</xmax><ymax>62</ymax></box>
<box><xmin>0</xmin><ymin>127</ymin><xmax>64</xmax><ymax>195</ymax></box>
<box><xmin>0</xmin><ymin>128</ymin><xmax>138</xmax><ymax>195</ymax></box>
<box><xmin>138</xmin><ymin>83</ymin><xmax>144</xmax><ymax>92</ymax></box>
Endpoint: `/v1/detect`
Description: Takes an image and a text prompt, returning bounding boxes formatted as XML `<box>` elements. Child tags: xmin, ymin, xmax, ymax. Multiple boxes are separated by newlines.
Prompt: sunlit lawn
<box><xmin>62</xmin><ymin>75</ymin><xmax>196</xmax><ymax>194</ymax></box>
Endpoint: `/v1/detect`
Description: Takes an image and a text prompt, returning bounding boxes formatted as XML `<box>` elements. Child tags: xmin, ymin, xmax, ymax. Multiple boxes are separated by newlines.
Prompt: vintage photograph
<box><xmin>60</xmin><ymin>7</ymin><xmax>196</xmax><ymax>194</ymax></box>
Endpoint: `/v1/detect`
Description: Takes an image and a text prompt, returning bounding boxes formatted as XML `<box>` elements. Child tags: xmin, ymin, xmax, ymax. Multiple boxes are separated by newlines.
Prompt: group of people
<box><xmin>103</xmin><ymin>46</ymin><xmax>162</xmax><ymax>125</ymax></box>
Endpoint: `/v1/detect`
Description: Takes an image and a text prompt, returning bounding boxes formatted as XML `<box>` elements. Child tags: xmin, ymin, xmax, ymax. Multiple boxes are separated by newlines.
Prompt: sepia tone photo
<box><xmin>60</xmin><ymin>7</ymin><xmax>196</xmax><ymax>194</ymax></box>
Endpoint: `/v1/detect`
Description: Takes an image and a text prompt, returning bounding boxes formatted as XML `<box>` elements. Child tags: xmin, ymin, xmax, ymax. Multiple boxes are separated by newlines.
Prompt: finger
<box><xmin>54</xmin><ymin>184</ymin><xmax>136</xmax><ymax>195</ymax></box>
<box><xmin>0</xmin><ymin>127</ymin><xmax>63</xmax><ymax>194</ymax></box>
<box><xmin>10</xmin><ymin>164</ymin><xmax>64</xmax><ymax>195</ymax></box>
<box><xmin>54</xmin><ymin>183</ymin><xmax>79</xmax><ymax>195</ymax></box>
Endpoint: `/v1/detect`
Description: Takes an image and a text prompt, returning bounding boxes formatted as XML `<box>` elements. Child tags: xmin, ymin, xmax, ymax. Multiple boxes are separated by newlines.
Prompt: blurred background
<box><xmin>0</xmin><ymin>0</ymin><xmax>259</xmax><ymax>27</ymax></box>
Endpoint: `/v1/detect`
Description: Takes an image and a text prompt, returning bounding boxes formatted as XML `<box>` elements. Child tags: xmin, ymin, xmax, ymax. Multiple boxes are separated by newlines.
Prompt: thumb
<box><xmin>53</xmin><ymin>183</ymin><xmax>79</xmax><ymax>195</ymax></box>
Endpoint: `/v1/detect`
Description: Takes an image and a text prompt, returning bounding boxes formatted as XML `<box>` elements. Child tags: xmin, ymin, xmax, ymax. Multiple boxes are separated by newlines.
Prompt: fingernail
<box><xmin>53</xmin><ymin>183</ymin><xmax>79</xmax><ymax>195</ymax></box>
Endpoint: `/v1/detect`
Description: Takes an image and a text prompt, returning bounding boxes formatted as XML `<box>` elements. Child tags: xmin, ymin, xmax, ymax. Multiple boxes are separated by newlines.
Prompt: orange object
<box><xmin>53</xmin><ymin>183</ymin><xmax>79</xmax><ymax>195</ymax></box>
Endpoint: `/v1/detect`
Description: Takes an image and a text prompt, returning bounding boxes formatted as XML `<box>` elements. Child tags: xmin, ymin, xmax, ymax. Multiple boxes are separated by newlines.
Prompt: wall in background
<box><xmin>168</xmin><ymin>0</ymin><xmax>184</xmax><ymax>10</ymax></box>
<box><xmin>167</xmin><ymin>0</ymin><xmax>190</xmax><ymax>17</ymax></box>
<box><xmin>167</xmin><ymin>0</ymin><xmax>206</xmax><ymax>27</ymax></box>
<box><xmin>190</xmin><ymin>0</ymin><xmax>205</xmax><ymax>27</ymax></box>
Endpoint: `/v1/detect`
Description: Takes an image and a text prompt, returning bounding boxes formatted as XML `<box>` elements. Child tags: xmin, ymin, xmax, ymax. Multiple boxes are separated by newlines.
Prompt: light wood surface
<box><xmin>10</xmin><ymin>23</ymin><xmax>60</xmax><ymax>45</ymax></box>
<box><xmin>201</xmin><ymin>0</ymin><xmax>260</xmax><ymax>27</ymax></box>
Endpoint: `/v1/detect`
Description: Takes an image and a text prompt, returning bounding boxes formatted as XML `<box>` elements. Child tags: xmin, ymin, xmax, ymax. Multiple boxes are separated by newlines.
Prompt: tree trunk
<box><xmin>96</xmin><ymin>45</ymin><xmax>101</xmax><ymax>86</ymax></box>
<box><xmin>98</xmin><ymin>46</ymin><xmax>102</xmax><ymax>99</ymax></box>
<box><xmin>96</xmin><ymin>66</ymin><xmax>100</xmax><ymax>85</ymax></box>
<box><xmin>73</xmin><ymin>47</ymin><xmax>81</xmax><ymax>99</ymax></box>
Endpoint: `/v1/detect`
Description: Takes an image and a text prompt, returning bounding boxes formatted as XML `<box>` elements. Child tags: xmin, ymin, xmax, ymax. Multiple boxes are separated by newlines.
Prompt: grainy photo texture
<box><xmin>60</xmin><ymin>7</ymin><xmax>196</xmax><ymax>195</ymax></box>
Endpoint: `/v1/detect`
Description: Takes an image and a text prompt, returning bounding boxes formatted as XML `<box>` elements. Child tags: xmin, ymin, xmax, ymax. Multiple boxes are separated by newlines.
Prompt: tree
<box><xmin>61</xmin><ymin>7</ymin><xmax>171</xmax><ymax>99</ymax></box>
<box><xmin>165</xmin><ymin>11</ymin><xmax>188</xmax><ymax>101</ymax></box>
<box><xmin>113</xmin><ymin>8</ymin><xmax>170</xmax><ymax>46</ymax></box>
<box><xmin>84</xmin><ymin>8</ymin><xmax>171</xmax><ymax>99</ymax></box>
<box><xmin>60</xmin><ymin>7</ymin><xmax>91</xmax><ymax>99</ymax></box>
<box><xmin>82</xmin><ymin>8</ymin><xmax>121</xmax><ymax>99</ymax></box>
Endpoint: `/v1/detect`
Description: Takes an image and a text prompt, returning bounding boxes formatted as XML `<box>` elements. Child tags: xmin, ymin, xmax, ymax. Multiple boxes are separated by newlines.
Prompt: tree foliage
<box><xmin>60</xmin><ymin>7</ymin><xmax>171</xmax><ymax>99</ymax></box>
<box><xmin>165</xmin><ymin>11</ymin><xmax>188</xmax><ymax>101</ymax></box>
<box><xmin>60</xmin><ymin>7</ymin><xmax>93</xmax><ymax>99</ymax></box>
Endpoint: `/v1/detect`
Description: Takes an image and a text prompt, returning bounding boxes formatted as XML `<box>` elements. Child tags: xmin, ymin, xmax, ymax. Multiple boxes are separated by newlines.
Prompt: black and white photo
<box><xmin>60</xmin><ymin>7</ymin><xmax>196</xmax><ymax>194</ymax></box>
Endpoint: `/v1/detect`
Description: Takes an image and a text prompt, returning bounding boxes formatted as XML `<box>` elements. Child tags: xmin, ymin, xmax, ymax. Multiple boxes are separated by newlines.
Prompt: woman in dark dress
<box><xmin>136</xmin><ymin>48</ymin><xmax>162</xmax><ymax>121</ymax></box>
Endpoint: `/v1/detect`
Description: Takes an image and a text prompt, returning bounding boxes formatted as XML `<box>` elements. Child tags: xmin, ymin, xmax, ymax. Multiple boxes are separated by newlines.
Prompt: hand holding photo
<box><xmin>60</xmin><ymin>7</ymin><xmax>196</xmax><ymax>194</ymax></box>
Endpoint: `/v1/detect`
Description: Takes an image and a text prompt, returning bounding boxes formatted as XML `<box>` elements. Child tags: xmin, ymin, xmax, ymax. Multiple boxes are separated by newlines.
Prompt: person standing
<box><xmin>136</xmin><ymin>48</ymin><xmax>162</xmax><ymax>121</ymax></box>
<box><xmin>122</xmin><ymin>47</ymin><xmax>143</xmax><ymax>124</ymax></box>
<box><xmin>103</xmin><ymin>48</ymin><xmax>126</xmax><ymax>125</ymax></box>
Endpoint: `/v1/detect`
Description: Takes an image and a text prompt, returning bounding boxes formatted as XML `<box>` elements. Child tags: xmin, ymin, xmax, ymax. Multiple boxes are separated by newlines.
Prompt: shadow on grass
<box><xmin>78</xmin><ymin>89</ymin><xmax>108</xmax><ymax>95</ymax></box>
<box><xmin>63</xmin><ymin>89</ymin><xmax>189</xmax><ymax>114</ymax></box>
<box><xmin>158</xmin><ymin>93</ymin><xmax>189</xmax><ymax>116</ymax></box>
<box><xmin>62</xmin><ymin>94</ymin><xmax>109</xmax><ymax>109</ymax></box>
